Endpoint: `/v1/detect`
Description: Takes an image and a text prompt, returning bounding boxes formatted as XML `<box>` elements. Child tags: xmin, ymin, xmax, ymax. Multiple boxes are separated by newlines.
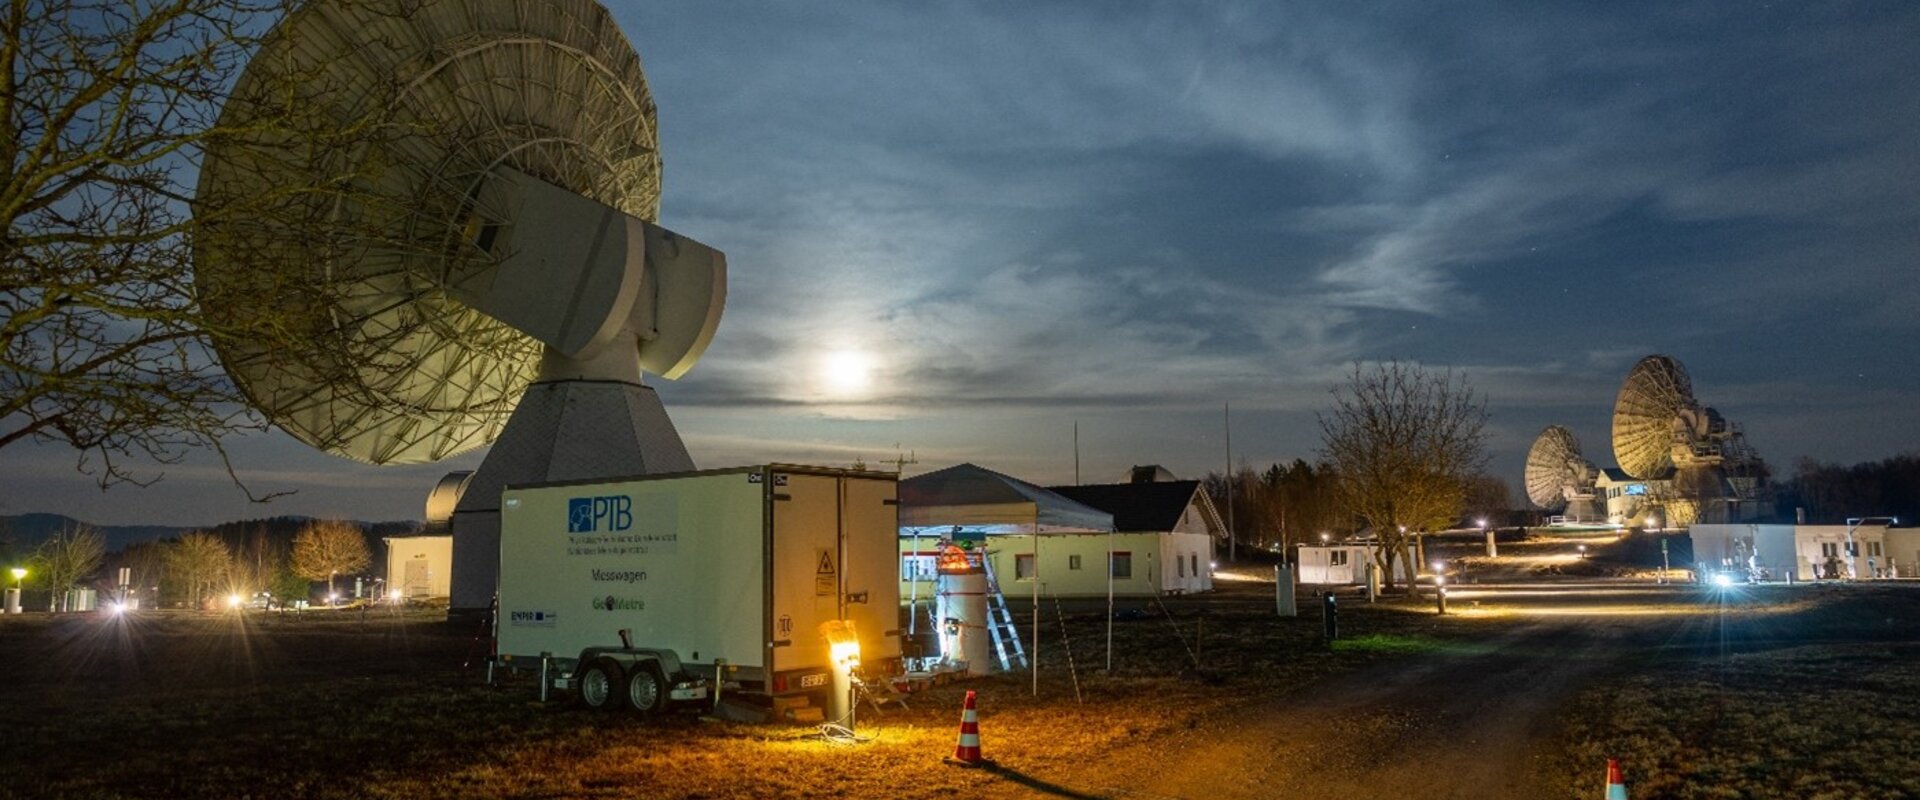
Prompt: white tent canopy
<box><xmin>899</xmin><ymin>463</ymin><xmax>1114</xmax><ymax>533</ymax></box>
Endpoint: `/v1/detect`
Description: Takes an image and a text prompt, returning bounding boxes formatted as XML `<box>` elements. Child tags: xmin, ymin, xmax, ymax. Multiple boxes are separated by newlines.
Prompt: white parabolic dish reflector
<box><xmin>1610</xmin><ymin>355</ymin><xmax>1695</xmax><ymax>480</ymax></box>
<box><xmin>1523</xmin><ymin>425</ymin><xmax>1589</xmax><ymax>510</ymax></box>
<box><xmin>194</xmin><ymin>0</ymin><xmax>718</xmax><ymax>465</ymax></box>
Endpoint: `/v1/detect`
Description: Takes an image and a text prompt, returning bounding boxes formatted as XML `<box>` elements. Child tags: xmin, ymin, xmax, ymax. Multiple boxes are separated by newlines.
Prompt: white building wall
<box><xmin>1159</xmin><ymin>533</ymin><xmax>1213</xmax><ymax>594</ymax></box>
<box><xmin>1691</xmin><ymin>523</ymin><xmax>1895</xmax><ymax>580</ymax></box>
<box><xmin>1885</xmin><ymin>529</ymin><xmax>1920</xmax><ymax>577</ymax></box>
<box><xmin>385</xmin><ymin>535</ymin><xmax>453</xmax><ymax>598</ymax></box>
<box><xmin>1298</xmin><ymin>545</ymin><xmax>1416</xmax><ymax>585</ymax></box>
<box><xmin>900</xmin><ymin>533</ymin><xmax>1202</xmax><ymax>599</ymax></box>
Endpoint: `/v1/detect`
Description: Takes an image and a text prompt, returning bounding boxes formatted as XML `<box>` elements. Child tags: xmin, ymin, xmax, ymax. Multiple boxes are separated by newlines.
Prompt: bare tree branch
<box><xmin>1318</xmin><ymin>362</ymin><xmax>1490</xmax><ymax>589</ymax></box>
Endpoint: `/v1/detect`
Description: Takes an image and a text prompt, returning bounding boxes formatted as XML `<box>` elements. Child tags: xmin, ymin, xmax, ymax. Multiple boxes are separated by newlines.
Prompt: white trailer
<box><xmin>497</xmin><ymin>465</ymin><xmax>902</xmax><ymax>715</ymax></box>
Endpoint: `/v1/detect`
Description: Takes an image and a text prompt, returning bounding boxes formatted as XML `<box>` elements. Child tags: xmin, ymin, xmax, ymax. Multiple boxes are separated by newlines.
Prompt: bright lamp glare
<box><xmin>109</xmin><ymin>602</ymin><xmax>126</xmax><ymax>615</ymax></box>
<box><xmin>389</xmin><ymin>590</ymin><xmax>403</xmax><ymax>601</ymax></box>
<box><xmin>227</xmin><ymin>594</ymin><xmax>244</xmax><ymax>608</ymax></box>
<box><xmin>1711</xmin><ymin>572</ymin><xmax>1734</xmax><ymax>588</ymax></box>
<box><xmin>830</xmin><ymin>639</ymin><xmax>861</xmax><ymax>668</ymax></box>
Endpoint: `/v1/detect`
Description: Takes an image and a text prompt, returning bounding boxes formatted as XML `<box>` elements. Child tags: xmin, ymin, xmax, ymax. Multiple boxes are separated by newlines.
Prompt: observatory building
<box><xmin>1527</xmin><ymin>355</ymin><xmax>1768</xmax><ymax>528</ymax></box>
<box><xmin>192</xmin><ymin>0</ymin><xmax>727</xmax><ymax>612</ymax></box>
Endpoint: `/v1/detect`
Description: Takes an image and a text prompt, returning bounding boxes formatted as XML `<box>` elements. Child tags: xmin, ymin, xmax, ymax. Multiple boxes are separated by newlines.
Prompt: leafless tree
<box><xmin>166</xmin><ymin>530</ymin><xmax>233</xmax><ymax>609</ymax></box>
<box><xmin>1462</xmin><ymin>473</ymin><xmax>1514</xmax><ymax>526</ymax></box>
<box><xmin>0</xmin><ymin>0</ymin><xmax>311</xmax><ymax>494</ymax></box>
<box><xmin>291</xmin><ymin>519</ymin><xmax>369</xmax><ymax>599</ymax></box>
<box><xmin>1319</xmin><ymin>362</ymin><xmax>1489</xmax><ymax>589</ymax></box>
<box><xmin>31</xmin><ymin>523</ymin><xmax>106</xmax><ymax>611</ymax></box>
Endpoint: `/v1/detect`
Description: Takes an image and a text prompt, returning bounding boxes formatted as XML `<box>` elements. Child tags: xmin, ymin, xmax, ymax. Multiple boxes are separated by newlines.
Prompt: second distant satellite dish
<box><xmin>1524</xmin><ymin>425</ymin><xmax>1594</xmax><ymax>511</ymax></box>
<box><xmin>193</xmin><ymin>0</ymin><xmax>719</xmax><ymax>465</ymax></box>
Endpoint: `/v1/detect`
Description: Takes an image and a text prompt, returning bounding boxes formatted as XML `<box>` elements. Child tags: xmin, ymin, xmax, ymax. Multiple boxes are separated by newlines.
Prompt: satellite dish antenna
<box><xmin>1610</xmin><ymin>355</ymin><xmax>1695</xmax><ymax>480</ymax></box>
<box><xmin>194</xmin><ymin>0</ymin><xmax>725</xmax><ymax>610</ymax></box>
<box><xmin>1610</xmin><ymin>355</ymin><xmax>1766</xmax><ymax>527</ymax></box>
<box><xmin>1524</xmin><ymin>425</ymin><xmax>1599</xmax><ymax>520</ymax></box>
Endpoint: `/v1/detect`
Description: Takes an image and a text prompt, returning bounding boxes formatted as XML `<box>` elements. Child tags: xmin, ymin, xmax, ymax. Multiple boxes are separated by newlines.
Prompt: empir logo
<box><xmin>592</xmin><ymin>595</ymin><xmax>645</xmax><ymax>612</ymax></box>
<box><xmin>508</xmin><ymin>610</ymin><xmax>559</xmax><ymax>627</ymax></box>
<box><xmin>568</xmin><ymin>495</ymin><xmax>633</xmax><ymax>533</ymax></box>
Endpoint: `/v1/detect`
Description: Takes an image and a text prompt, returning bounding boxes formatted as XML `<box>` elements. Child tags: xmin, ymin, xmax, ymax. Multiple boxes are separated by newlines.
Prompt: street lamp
<box><xmin>1578</xmin><ymin>544</ymin><xmax>1589</xmax><ymax>559</ymax></box>
<box><xmin>9</xmin><ymin>567</ymin><xmax>23</xmax><ymax>588</ymax></box>
<box><xmin>1319</xmin><ymin>532</ymin><xmax>1330</xmax><ymax>544</ymax></box>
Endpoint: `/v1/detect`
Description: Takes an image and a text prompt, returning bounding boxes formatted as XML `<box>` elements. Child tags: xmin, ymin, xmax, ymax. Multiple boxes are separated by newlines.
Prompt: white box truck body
<box><xmin>497</xmin><ymin>465</ymin><xmax>901</xmax><ymax>708</ymax></box>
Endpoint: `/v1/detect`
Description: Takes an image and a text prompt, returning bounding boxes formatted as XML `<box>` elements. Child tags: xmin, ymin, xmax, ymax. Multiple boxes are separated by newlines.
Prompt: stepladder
<box><xmin>980</xmin><ymin>554</ymin><xmax>1029</xmax><ymax>670</ymax></box>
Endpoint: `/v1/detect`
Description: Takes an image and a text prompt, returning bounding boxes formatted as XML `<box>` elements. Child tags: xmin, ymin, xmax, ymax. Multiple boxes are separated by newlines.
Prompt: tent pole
<box><xmin>908</xmin><ymin>528</ymin><xmax>921</xmax><ymax>638</ymax></box>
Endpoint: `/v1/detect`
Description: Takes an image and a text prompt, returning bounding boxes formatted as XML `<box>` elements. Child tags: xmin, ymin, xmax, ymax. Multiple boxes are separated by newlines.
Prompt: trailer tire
<box><xmin>623</xmin><ymin>663</ymin><xmax>667</xmax><ymax>715</ymax></box>
<box><xmin>578</xmin><ymin>659</ymin><xmax>624</xmax><ymax>711</ymax></box>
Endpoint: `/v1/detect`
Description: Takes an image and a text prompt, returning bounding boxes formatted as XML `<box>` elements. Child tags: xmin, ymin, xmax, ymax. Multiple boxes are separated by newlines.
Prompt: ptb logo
<box><xmin>568</xmin><ymin>496</ymin><xmax>633</xmax><ymax>533</ymax></box>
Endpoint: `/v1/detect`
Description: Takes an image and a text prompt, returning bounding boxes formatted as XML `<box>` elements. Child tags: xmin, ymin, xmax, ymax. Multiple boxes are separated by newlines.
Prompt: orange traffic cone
<box><xmin>1604</xmin><ymin>758</ymin><xmax>1627</xmax><ymax>799</ymax></box>
<box><xmin>945</xmin><ymin>690</ymin><xmax>987</xmax><ymax>766</ymax></box>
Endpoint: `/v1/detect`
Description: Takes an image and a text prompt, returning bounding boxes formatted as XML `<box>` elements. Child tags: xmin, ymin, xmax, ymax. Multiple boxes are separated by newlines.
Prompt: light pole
<box><xmin>1479</xmin><ymin>518</ymin><xmax>1494</xmax><ymax>558</ymax></box>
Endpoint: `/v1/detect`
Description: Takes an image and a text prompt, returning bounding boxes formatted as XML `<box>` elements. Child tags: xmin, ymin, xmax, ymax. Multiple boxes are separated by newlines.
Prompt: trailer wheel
<box><xmin>623</xmin><ymin>664</ymin><xmax>667</xmax><ymax>715</ymax></box>
<box><xmin>578</xmin><ymin>659</ymin><xmax>624</xmax><ymax>711</ymax></box>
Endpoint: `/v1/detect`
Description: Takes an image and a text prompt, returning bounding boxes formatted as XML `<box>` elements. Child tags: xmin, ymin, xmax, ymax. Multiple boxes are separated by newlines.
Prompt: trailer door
<box><xmin>769</xmin><ymin>471</ymin><xmax>840</xmax><ymax>682</ymax></box>
<box><xmin>841</xmin><ymin>475</ymin><xmax>903</xmax><ymax>666</ymax></box>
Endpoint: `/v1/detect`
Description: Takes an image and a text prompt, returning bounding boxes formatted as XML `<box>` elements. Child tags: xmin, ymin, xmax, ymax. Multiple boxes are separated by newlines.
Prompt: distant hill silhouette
<box><xmin>0</xmin><ymin>513</ymin><xmax>189</xmax><ymax>553</ymax></box>
<box><xmin>0</xmin><ymin>513</ymin><xmax>422</xmax><ymax>565</ymax></box>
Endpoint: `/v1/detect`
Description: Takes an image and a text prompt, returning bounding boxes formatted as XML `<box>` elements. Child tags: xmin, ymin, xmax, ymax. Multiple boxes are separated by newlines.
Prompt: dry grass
<box><xmin>0</xmin><ymin>589</ymin><xmax>1471</xmax><ymax>799</ymax></box>
<box><xmin>1552</xmin><ymin>588</ymin><xmax>1920</xmax><ymax>800</ymax></box>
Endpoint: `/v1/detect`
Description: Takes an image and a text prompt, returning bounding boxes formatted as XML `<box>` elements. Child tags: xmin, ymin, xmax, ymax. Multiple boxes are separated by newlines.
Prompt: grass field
<box><xmin>0</xmin><ymin>588</ymin><xmax>1468</xmax><ymax>799</ymax></box>
<box><xmin>3</xmin><ymin>581</ymin><xmax>1917</xmax><ymax>798</ymax></box>
<box><xmin>1555</xmin><ymin>592</ymin><xmax>1920</xmax><ymax>800</ymax></box>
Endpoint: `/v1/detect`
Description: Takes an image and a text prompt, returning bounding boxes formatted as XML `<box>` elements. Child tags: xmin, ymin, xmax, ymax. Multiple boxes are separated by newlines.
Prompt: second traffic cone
<box><xmin>946</xmin><ymin>690</ymin><xmax>986</xmax><ymax>766</ymax></box>
<box><xmin>1604</xmin><ymin>758</ymin><xmax>1627</xmax><ymax>799</ymax></box>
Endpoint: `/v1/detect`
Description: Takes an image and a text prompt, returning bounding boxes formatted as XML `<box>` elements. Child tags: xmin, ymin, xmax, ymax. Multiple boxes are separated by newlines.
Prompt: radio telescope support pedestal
<box><xmin>449</xmin><ymin>376</ymin><xmax>694</xmax><ymax>612</ymax></box>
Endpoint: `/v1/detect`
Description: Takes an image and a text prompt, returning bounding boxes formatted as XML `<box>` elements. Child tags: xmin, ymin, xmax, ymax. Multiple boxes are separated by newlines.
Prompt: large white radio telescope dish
<box><xmin>194</xmin><ymin>0</ymin><xmax>720</xmax><ymax>465</ymax></box>
<box><xmin>1610</xmin><ymin>355</ymin><xmax>1695</xmax><ymax>480</ymax></box>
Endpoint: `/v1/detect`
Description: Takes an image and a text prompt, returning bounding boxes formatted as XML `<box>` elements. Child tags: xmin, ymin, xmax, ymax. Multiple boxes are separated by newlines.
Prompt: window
<box><xmin>1015</xmin><ymin>553</ymin><xmax>1036</xmax><ymax>580</ymax></box>
<box><xmin>1068</xmin><ymin>554</ymin><xmax>1082</xmax><ymax>570</ymax></box>
<box><xmin>1110</xmin><ymin>551</ymin><xmax>1133</xmax><ymax>579</ymax></box>
<box><xmin>1821</xmin><ymin>542</ymin><xmax>1839</xmax><ymax>558</ymax></box>
<box><xmin>1329</xmin><ymin>550</ymin><xmax>1349</xmax><ymax>567</ymax></box>
<box><xmin>1177</xmin><ymin>557</ymin><xmax>1186</xmax><ymax>578</ymax></box>
<box><xmin>901</xmin><ymin>555</ymin><xmax>936</xmax><ymax>581</ymax></box>
<box><xmin>1191</xmin><ymin>554</ymin><xmax>1200</xmax><ymax>576</ymax></box>
<box><xmin>1869</xmin><ymin>542</ymin><xmax>1884</xmax><ymax>557</ymax></box>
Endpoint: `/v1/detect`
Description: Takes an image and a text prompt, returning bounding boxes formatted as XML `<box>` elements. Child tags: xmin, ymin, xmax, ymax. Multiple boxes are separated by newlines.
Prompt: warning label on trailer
<box><xmin>815</xmin><ymin>548</ymin><xmax>836</xmax><ymax>597</ymax></box>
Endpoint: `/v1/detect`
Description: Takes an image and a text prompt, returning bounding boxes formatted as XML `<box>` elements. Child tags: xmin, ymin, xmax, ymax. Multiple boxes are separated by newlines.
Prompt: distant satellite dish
<box><xmin>193</xmin><ymin>0</ymin><xmax>722</xmax><ymax>466</ymax></box>
<box><xmin>1611</xmin><ymin>355</ymin><xmax>1695</xmax><ymax>480</ymax></box>
<box><xmin>1524</xmin><ymin>425</ymin><xmax>1595</xmax><ymax>511</ymax></box>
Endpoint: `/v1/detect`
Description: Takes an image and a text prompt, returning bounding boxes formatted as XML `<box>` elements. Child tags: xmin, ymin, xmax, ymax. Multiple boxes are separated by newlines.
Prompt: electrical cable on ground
<box><xmin>1150</xmin><ymin>591</ymin><xmax>1202</xmax><ymax>670</ymax></box>
<box><xmin>816</xmin><ymin>678</ymin><xmax>880</xmax><ymax>745</ymax></box>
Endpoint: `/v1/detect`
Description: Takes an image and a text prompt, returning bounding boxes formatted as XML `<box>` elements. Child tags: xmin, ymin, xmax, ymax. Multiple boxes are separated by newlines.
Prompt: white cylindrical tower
<box><xmin>934</xmin><ymin>543</ymin><xmax>992</xmax><ymax>676</ymax></box>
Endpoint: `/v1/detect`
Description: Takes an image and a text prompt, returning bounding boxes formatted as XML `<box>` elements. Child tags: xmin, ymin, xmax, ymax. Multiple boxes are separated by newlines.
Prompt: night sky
<box><xmin>5</xmin><ymin>1</ymin><xmax>1916</xmax><ymax>526</ymax></box>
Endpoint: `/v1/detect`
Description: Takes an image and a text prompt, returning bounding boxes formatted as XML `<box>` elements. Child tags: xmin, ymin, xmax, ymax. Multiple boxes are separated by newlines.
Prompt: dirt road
<box><xmin>984</xmin><ymin>580</ymin><xmax>1751</xmax><ymax>800</ymax></box>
